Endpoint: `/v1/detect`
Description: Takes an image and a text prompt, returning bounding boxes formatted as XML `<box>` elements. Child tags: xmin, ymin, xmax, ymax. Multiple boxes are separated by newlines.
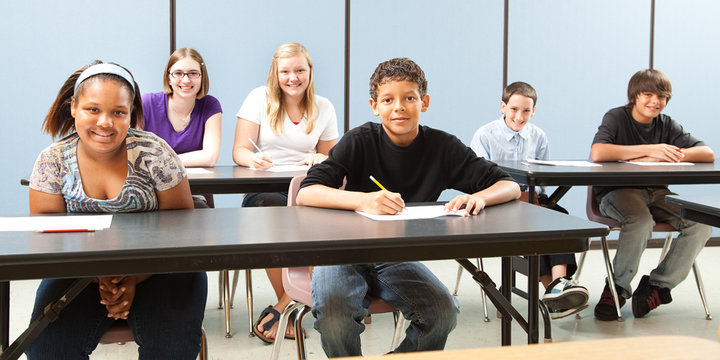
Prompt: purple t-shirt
<box><xmin>142</xmin><ymin>92</ymin><xmax>222</xmax><ymax>154</ymax></box>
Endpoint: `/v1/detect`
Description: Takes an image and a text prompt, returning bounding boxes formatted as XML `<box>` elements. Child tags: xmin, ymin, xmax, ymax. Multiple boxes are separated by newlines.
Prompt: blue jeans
<box><xmin>311</xmin><ymin>262</ymin><xmax>459</xmax><ymax>358</ymax></box>
<box><xmin>242</xmin><ymin>192</ymin><xmax>288</xmax><ymax>207</ymax></box>
<box><xmin>26</xmin><ymin>272</ymin><xmax>207</xmax><ymax>360</ymax></box>
<box><xmin>599</xmin><ymin>187</ymin><xmax>711</xmax><ymax>298</ymax></box>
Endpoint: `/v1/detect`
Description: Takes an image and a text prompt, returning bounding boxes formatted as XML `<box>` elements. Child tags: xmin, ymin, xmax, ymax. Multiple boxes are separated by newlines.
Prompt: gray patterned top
<box><xmin>29</xmin><ymin>128</ymin><xmax>186</xmax><ymax>213</ymax></box>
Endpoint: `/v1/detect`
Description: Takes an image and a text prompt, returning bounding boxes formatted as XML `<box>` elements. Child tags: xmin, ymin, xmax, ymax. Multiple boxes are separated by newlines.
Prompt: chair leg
<box><xmin>691</xmin><ymin>261</ymin><xmax>712</xmax><ymax>320</ymax></box>
<box><xmin>246</xmin><ymin>269</ymin><xmax>254</xmax><ymax>337</ymax></box>
<box><xmin>538</xmin><ymin>301</ymin><xmax>552</xmax><ymax>343</ymax></box>
<box><xmin>217</xmin><ymin>271</ymin><xmax>224</xmax><ymax>309</ymax></box>
<box><xmin>199</xmin><ymin>327</ymin><xmax>208</xmax><ymax>360</ymax></box>
<box><xmin>230</xmin><ymin>270</ymin><xmax>240</xmax><ymax>308</ymax></box>
<box><xmin>600</xmin><ymin>236</ymin><xmax>623</xmax><ymax>321</ymax></box>
<box><xmin>478</xmin><ymin>258</ymin><xmax>489</xmax><ymax>322</ymax></box>
<box><xmin>452</xmin><ymin>263</ymin><xmax>463</xmax><ymax>296</ymax></box>
<box><xmin>223</xmin><ymin>269</ymin><xmax>232</xmax><ymax>338</ymax></box>
<box><xmin>270</xmin><ymin>301</ymin><xmax>305</xmax><ymax>360</ymax></box>
<box><xmin>574</xmin><ymin>250</ymin><xmax>588</xmax><ymax>282</ymax></box>
<box><xmin>659</xmin><ymin>232</ymin><xmax>674</xmax><ymax>263</ymax></box>
<box><xmin>390</xmin><ymin>311</ymin><xmax>406</xmax><ymax>350</ymax></box>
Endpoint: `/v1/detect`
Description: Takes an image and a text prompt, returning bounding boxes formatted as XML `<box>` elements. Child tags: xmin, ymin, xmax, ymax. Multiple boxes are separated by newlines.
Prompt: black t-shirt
<box><xmin>301</xmin><ymin>122</ymin><xmax>513</xmax><ymax>202</ymax></box>
<box><xmin>592</xmin><ymin>106</ymin><xmax>704</xmax><ymax>198</ymax></box>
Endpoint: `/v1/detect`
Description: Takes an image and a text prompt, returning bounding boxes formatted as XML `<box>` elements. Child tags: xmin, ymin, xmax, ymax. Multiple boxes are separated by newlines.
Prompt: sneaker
<box><xmin>632</xmin><ymin>275</ymin><xmax>672</xmax><ymax>318</ymax></box>
<box><xmin>542</xmin><ymin>277</ymin><xmax>589</xmax><ymax>311</ymax></box>
<box><xmin>594</xmin><ymin>282</ymin><xmax>626</xmax><ymax>321</ymax></box>
<box><xmin>548</xmin><ymin>303</ymin><xmax>590</xmax><ymax>319</ymax></box>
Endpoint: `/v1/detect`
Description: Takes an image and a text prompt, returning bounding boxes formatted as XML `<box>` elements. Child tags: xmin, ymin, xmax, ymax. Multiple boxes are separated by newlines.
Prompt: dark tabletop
<box><xmin>494</xmin><ymin>160</ymin><xmax>720</xmax><ymax>186</ymax></box>
<box><xmin>0</xmin><ymin>201</ymin><xmax>607</xmax><ymax>281</ymax></box>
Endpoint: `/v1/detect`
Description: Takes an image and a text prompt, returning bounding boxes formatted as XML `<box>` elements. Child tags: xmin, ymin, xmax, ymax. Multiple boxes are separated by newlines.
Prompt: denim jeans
<box><xmin>311</xmin><ymin>262</ymin><xmax>459</xmax><ymax>358</ymax></box>
<box><xmin>26</xmin><ymin>272</ymin><xmax>207</xmax><ymax>360</ymax></box>
<box><xmin>242</xmin><ymin>192</ymin><xmax>288</xmax><ymax>207</ymax></box>
<box><xmin>599</xmin><ymin>187</ymin><xmax>711</xmax><ymax>298</ymax></box>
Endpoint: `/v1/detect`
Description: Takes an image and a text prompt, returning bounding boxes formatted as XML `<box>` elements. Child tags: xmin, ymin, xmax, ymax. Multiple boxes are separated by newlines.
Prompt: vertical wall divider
<box><xmin>649</xmin><ymin>0</ymin><xmax>655</xmax><ymax>69</ymax></box>
<box><xmin>170</xmin><ymin>0</ymin><xmax>176</xmax><ymax>54</ymax></box>
<box><xmin>503</xmin><ymin>0</ymin><xmax>509</xmax><ymax>89</ymax></box>
<box><xmin>344</xmin><ymin>0</ymin><xmax>351</xmax><ymax>133</ymax></box>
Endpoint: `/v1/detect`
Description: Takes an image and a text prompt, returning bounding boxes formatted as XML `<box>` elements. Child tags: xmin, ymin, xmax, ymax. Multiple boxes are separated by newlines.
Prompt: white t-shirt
<box><xmin>236</xmin><ymin>86</ymin><xmax>339</xmax><ymax>164</ymax></box>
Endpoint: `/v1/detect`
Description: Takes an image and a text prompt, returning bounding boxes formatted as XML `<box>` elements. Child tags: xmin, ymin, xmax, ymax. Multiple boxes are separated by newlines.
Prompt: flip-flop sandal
<box><xmin>284</xmin><ymin>309</ymin><xmax>308</xmax><ymax>340</ymax></box>
<box><xmin>253</xmin><ymin>305</ymin><xmax>281</xmax><ymax>344</ymax></box>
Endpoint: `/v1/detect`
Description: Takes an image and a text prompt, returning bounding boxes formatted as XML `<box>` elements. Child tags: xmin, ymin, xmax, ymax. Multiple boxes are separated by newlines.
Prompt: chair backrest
<box><xmin>586</xmin><ymin>186</ymin><xmax>621</xmax><ymax>228</ymax></box>
<box><xmin>287</xmin><ymin>174</ymin><xmax>346</xmax><ymax>206</ymax></box>
<box><xmin>287</xmin><ymin>175</ymin><xmax>307</xmax><ymax>206</ymax></box>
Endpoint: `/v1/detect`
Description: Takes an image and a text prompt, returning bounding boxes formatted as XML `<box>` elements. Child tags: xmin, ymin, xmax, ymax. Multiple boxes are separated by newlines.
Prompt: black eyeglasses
<box><xmin>169</xmin><ymin>71</ymin><xmax>202</xmax><ymax>79</ymax></box>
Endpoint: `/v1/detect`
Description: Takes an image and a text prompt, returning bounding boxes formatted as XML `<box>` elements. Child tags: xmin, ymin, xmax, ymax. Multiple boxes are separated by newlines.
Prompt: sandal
<box><xmin>284</xmin><ymin>309</ymin><xmax>308</xmax><ymax>340</ymax></box>
<box><xmin>253</xmin><ymin>305</ymin><xmax>281</xmax><ymax>344</ymax></box>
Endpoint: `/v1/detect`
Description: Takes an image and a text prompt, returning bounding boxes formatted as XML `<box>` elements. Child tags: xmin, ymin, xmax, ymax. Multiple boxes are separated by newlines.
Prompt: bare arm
<box><xmin>444</xmin><ymin>180</ymin><xmax>521</xmax><ymax>215</ymax></box>
<box><xmin>590</xmin><ymin>142</ymin><xmax>686</xmax><ymax>162</ymax></box>
<box><xmin>29</xmin><ymin>189</ymin><xmax>66</xmax><ymax>214</ymax></box>
<box><xmin>232</xmin><ymin>117</ymin><xmax>273</xmax><ymax>169</ymax></box>
<box><xmin>177</xmin><ymin>112</ymin><xmax>222</xmax><ymax>167</ymax></box>
<box><xmin>156</xmin><ymin>177</ymin><xmax>194</xmax><ymax>210</ymax></box>
<box><xmin>681</xmin><ymin>145</ymin><xmax>715</xmax><ymax>162</ymax></box>
<box><xmin>297</xmin><ymin>184</ymin><xmax>405</xmax><ymax>215</ymax></box>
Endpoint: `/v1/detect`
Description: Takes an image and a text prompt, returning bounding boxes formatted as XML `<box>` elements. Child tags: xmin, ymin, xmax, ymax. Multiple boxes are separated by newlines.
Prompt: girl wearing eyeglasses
<box><xmin>142</xmin><ymin>48</ymin><xmax>222</xmax><ymax>169</ymax></box>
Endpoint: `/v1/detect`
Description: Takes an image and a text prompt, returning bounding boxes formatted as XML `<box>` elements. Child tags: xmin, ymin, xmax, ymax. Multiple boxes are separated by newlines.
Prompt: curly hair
<box><xmin>369</xmin><ymin>58</ymin><xmax>427</xmax><ymax>101</ymax></box>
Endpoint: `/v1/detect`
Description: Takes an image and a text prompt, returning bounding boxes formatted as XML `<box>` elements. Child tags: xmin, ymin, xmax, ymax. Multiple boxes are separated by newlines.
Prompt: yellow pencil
<box><xmin>369</xmin><ymin>175</ymin><xmax>387</xmax><ymax>191</ymax></box>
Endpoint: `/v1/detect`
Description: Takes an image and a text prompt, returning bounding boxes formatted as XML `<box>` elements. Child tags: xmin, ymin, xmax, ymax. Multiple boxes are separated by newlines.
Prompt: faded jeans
<box><xmin>599</xmin><ymin>187</ymin><xmax>711</xmax><ymax>298</ymax></box>
<box><xmin>311</xmin><ymin>262</ymin><xmax>459</xmax><ymax>358</ymax></box>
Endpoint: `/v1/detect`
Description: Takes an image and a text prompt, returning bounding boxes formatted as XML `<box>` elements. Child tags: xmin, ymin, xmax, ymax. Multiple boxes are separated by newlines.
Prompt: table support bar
<box><xmin>0</xmin><ymin>278</ymin><xmax>93</xmax><ymax>360</ymax></box>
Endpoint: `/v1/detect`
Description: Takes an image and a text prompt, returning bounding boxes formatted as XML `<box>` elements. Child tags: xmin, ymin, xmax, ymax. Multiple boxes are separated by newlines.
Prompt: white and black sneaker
<box><xmin>542</xmin><ymin>276</ymin><xmax>589</xmax><ymax>317</ymax></box>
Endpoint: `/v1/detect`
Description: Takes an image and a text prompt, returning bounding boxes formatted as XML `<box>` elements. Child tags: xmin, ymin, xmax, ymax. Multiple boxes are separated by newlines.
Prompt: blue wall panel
<box><xmin>507</xmin><ymin>0</ymin><xmax>650</xmax><ymax>219</ymax></box>
<box><xmin>0</xmin><ymin>1</ymin><xmax>168</xmax><ymax>215</ymax></box>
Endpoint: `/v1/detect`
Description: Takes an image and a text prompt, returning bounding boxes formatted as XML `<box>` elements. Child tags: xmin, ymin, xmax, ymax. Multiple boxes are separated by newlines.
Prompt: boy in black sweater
<box><xmin>297</xmin><ymin>57</ymin><xmax>520</xmax><ymax>357</ymax></box>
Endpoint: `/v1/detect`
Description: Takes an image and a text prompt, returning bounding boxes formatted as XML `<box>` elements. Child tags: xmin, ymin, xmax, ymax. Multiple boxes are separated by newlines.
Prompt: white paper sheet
<box><xmin>619</xmin><ymin>161</ymin><xmax>694</xmax><ymax>166</ymax></box>
<box><xmin>185</xmin><ymin>168</ymin><xmax>213</xmax><ymax>175</ymax></box>
<box><xmin>0</xmin><ymin>214</ymin><xmax>113</xmax><ymax>232</ymax></box>
<box><xmin>524</xmin><ymin>159</ymin><xmax>602</xmax><ymax>167</ymax></box>
<box><xmin>356</xmin><ymin>205</ymin><xmax>467</xmax><ymax>221</ymax></box>
<box><xmin>252</xmin><ymin>165</ymin><xmax>310</xmax><ymax>173</ymax></box>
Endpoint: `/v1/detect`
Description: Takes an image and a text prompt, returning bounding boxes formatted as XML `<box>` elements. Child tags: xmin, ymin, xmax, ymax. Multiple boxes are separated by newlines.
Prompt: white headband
<box><xmin>73</xmin><ymin>63</ymin><xmax>135</xmax><ymax>95</ymax></box>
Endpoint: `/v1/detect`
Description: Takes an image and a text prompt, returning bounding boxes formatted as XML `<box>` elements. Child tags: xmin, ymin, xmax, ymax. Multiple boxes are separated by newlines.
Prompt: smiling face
<box><xmin>501</xmin><ymin>94</ymin><xmax>535</xmax><ymax>132</ymax></box>
<box><xmin>631</xmin><ymin>91</ymin><xmax>667</xmax><ymax>123</ymax></box>
<box><xmin>71</xmin><ymin>79</ymin><xmax>132</xmax><ymax>156</ymax></box>
<box><xmin>168</xmin><ymin>57</ymin><xmax>202</xmax><ymax>99</ymax></box>
<box><xmin>276</xmin><ymin>54</ymin><xmax>310</xmax><ymax>100</ymax></box>
<box><xmin>369</xmin><ymin>80</ymin><xmax>429</xmax><ymax>146</ymax></box>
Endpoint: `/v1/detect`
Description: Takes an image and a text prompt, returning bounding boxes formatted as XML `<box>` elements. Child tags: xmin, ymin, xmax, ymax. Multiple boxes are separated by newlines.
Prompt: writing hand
<box><xmin>252</xmin><ymin>152</ymin><xmax>274</xmax><ymax>170</ymax></box>
<box><xmin>360</xmin><ymin>190</ymin><xmax>406</xmax><ymax>215</ymax></box>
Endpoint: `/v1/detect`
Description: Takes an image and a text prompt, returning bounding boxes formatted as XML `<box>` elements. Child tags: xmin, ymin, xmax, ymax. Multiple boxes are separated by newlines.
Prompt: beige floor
<box><xmin>8</xmin><ymin>246</ymin><xmax>720</xmax><ymax>359</ymax></box>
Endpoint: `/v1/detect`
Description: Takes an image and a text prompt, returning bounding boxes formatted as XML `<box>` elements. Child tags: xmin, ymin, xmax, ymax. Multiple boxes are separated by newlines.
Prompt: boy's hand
<box><xmin>360</xmin><ymin>190</ymin><xmax>405</xmax><ymax>214</ymax></box>
<box><xmin>296</xmin><ymin>153</ymin><xmax>328</xmax><ymax>167</ymax></box>
<box><xmin>252</xmin><ymin>152</ymin><xmax>274</xmax><ymax>170</ymax></box>
<box><xmin>445</xmin><ymin>194</ymin><xmax>487</xmax><ymax>215</ymax></box>
<box><xmin>644</xmin><ymin>143</ymin><xmax>685</xmax><ymax>162</ymax></box>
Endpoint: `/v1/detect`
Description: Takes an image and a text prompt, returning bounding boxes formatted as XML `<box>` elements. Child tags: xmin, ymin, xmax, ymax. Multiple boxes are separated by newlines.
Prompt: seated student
<box><xmin>590</xmin><ymin>69</ymin><xmax>714</xmax><ymax>321</ymax></box>
<box><xmin>297</xmin><ymin>57</ymin><xmax>520</xmax><ymax>358</ymax></box>
<box><xmin>26</xmin><ymin>61</ymin><xmax>206</xmax><ymax>359</ymax></box>
<box><xmin>142</xmin><ymin>47</ymin><xmax>222</xmax><ymax>208</ymax></box>
<box><xmin>470</xmin><ymin>81</ymin><xmax>589</xmax><ymax>319</ymax></box>
<box><xmin>142</xmin><ymin>47</ymin><xmax>222</xmax><ymax>167</ymax></box>
<box><xmin>232</xmin><ymin>42</ymin><xmax>339</xmax><ymax>343</ymax></box>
